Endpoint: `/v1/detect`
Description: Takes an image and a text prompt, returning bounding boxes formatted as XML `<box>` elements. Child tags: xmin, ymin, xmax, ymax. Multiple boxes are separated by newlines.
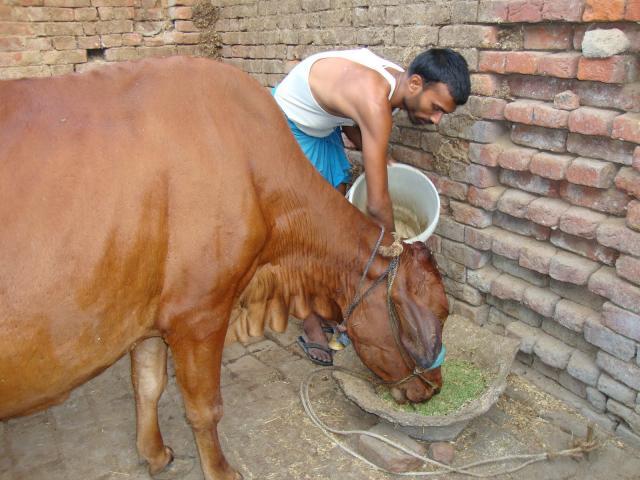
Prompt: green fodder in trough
<box><xmin>380</xmin><ymin>359</ymin><xmax>488</xmax><ymax>416</ymax></box>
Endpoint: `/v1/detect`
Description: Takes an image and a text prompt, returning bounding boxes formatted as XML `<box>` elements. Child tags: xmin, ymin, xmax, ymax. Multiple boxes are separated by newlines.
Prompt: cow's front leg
<box><xmin>130</xmin><ymin>336</ymin><xmax>174</xmax><ymax>475</ymax></box>
<box><xmin>168</xmin><ymin>324</ymin><xmax>241</xmax><ymax>480</ymax></box>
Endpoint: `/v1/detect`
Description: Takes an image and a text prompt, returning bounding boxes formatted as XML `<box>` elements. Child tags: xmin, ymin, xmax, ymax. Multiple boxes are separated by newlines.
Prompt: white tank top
<box><xmin>273</xmin><ymin>48</ymin><xmax>404</xmax><ymax>137</ymax></box>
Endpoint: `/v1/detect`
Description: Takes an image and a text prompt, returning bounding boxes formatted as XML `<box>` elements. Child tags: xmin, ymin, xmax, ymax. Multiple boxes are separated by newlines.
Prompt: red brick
<box><xmin>491</xmin><ymin>273</ymin><xmax>529</xmax><ymax>302</ymax></box>
<box><xmin>122</xmin><ymin>32</ymin><xmax>142</xmax><ymax>46</ymax></box>
<box><xmin>442</xmin><ymin>238</ymin><xmax>491</xmax><ymax>269</ymax></box>
<box><xmin>504</xmin><ymin>100</ymin><xmax>536</xmax><ymax>124</ymax></box>
<box><xmin>560</xmin><ymin>182</ymin><xmax>631</xmax><ymax>215</ymax></box>
<box><xmin>554</xmin><ymin>90</ymin><xmax>580</xmax><ymax>111</ymax></box>
<box><xmin>465</xmin><ymin>225</ymin><xmax>496</xmax><ymax>251</ymax></box>
<box><xmin>505</xmin><ymin>51</ymin><xmax>544</xmax><ymax>74</ymax></box>
<box><xmin>77</xmin><ymin>35</ymin><xmax>100</xmax><ymax>49</ymax></box>
<box><xmin>478</xmin><ymin>0</ymin><xmax>510</xmax><ymax>22</ymax></box>
<box><xmin>634</xmin><ymin>146</ymin><xmax>640</xmax><ymax>172</ymax></box>
<box><xmin>555</xmin><ymin>299</ymin><xmax>599</xmax><ymax>333</ymax></box>
<box><xmin>551</xmin><ymin>231</ymin><xmax>619</xmax><ymax>265</ymax></box>
<box><xmin>627</xmin><ymin>0</ymin><xmax>640</xmax><ymax>20</ymax></box>
<box><xmin>530</xmin><ymin>152</ymin><xmax>574</xmax><ymax>180</ymax></box>
<box><xmin>507</xmin><ymin>75</ymin><xmax>571</xmax><ymax>102</ymax></box>
<box><xmin>439</xmin><ymin>25</ymin><xmax>499</xmax><ymax>48</ymax></box>
<box><xmin>494</xmin><ymin>211</ymin><xmax>550</xmax><ymax>240</ymax></box>
<box><xmin>559</xmin><ymin>206</ymin><xmax>607</xmax><ymax>239</ymax></box>
<box><xmin>617</xmin><ymin>255</ymin><xmax>640</xmax><ymax>286</ymax></box>
<box><xmin>437</xmin><ymin>176</ymin><xmax>469</xmax><ymax>201</ymax></box>
<box><xmin>542</xmin><ymin>0</ymin><xmax>585</xmax><ymax>21</ymax></box>
<box><xmin>568</xmin><ymin>107</ymin><xmax>618</xmax><ymax>137</ymax></box>
<box><xmin>498</xmin><ymin>144</ymin><xmax>537</xmax><ymax>171</ymax></box>
<box><xmin>167</xmin><ymin>5</ymin><xmax>191</xmax><ymax>19</ymax></box>
<box><xmin>537</xmin><ymin>53</ymin><xmax>581</xmax><ymax>79</ymax></box>
<box><xmin>470</xmin><ymin>73</ymin><xmax>501</xmax><ymax>96</ymax></box>
<box><xmin>468</xmin><ymin>185</ymin><xmax>507</xmax><ymax>211</ymax></box>
<box><xmin>450</xmin><ymin>200</ymin><xmax>493</xmax><ymax>228</ymax></box>
<box><xmin>612</xmin><ymin>113</ymin><xmax>640</xmax><ymax>144</ymax></box>
<box><xmin>492</xmin><ymin>229</ymin><xmax>530</xmax><ymax>260</ymax></box>
<box><xmin>497</xmin><ymin>188</ymin><xmax>537</xmax><ymax>218</ymax></box>
<box><xmin>520</xmin><ymin>239</ymin><xmax>557</xmax><ymax>274</ymax></box>
<box><xmin>523</xmin><ymin>285</ymin><xmax>561</xmax><ymax>317</ymax></box>
<box><xmin>175</xmin><ymin>20</ymin><xmax>197</xmax><ymax>32</ymax></box>
<box><xmin>549</xmin><ymin>251</ymin><xmax>600</xmax><ymax>285</ymax></box>
<box><xmin>501</xmin><ymin>170</ymin><xmax>559</xmax><ymax>197</ymax></box>
<box><xmin>532</xmin><ymin>102</ymin><xmax>569</xmax><ymax>129</ymax></box>
<box><xmin>526</xmin><ymin>197</ymin><xmax>571</xmax><ymax>227</ymax></box>
<box><xmin>566</xmin><ymin>157</ymin><xmax>617</xmax><ymax>188</ymax></box>
<box><xmin>468</xmin><ymin>142</ymin><xmax>503</xmax><ymax>167</ymax></box>
<box><xmin>589</xmin><ymin>266</ymin><xmax>640</xmax><ymax>315</ymax></box>
<box><xmin>478</xmin><ymin>50</ymin><xmax>507</xmax><ymax>73</ymax></box>
<box><xmin>597</xmin><ymin>218</ymin><xmax>640</xmax><ymax>257</ymax></box>
<box><xmin>583</xmin><ymin>0</ymin><xmax>625</xmax><ymax>20</ymax></box>
<box><xmin>627</xmin><ymin>200</ymin><xmax>640</xmax><ymax>231</ymax></box>
<box><xmin>524</xmin><ymin>24</ymin><xmax>574</xmax><ymax>50</ymax></box>
<box><xmin>602</xmin><ymin>302</ymin><xmax>640</xmax><ymax>342</ymax></box>
<box><xmin>567</xmin><ymin>133</ymin><xmax>636</xmax><ymax>166</ymax></box>
<box><xmin>573</xmin><ymin>81</ymin><xmax>640</xmax><ymax>113</ymax></box>
<box><xmin>508</xmin><ymin>0</ymin><xmax>543</xmax><ymax>22</ymax></box>
<box><xmin>468</xmin><ymin>95</ymin><xmax>507</xmax><ymax>120</ymax></box>
<box><xmin>465</xmin><ymin>164</ymin><xmax>500</xmax><ymax>188</ymax></box>
<box><xmin>392</xmin><ymin>145</ymin><xmax>435</xmax><ymax>171</ymax></box>
<box><xmin>614</xmin><ymin>170</ymin><xmax>640</xmax><ymax>207</ymax></box>
<box><xmin>468</xmin><ymin>120</ymin><xmax>507</xmax><ymax>143</ymax></box>
<box><xmin>577</xmin><ymin>56</ymin><xmax>639</xmax><ymax>84</ymax></box>
<box><xmin>512</xmin><ymin>125</ymin><xmax>567</xmax><ymax>152</ymax></box>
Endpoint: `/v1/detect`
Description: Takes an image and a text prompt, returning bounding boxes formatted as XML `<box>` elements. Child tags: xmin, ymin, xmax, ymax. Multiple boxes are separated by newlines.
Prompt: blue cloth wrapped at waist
<box><xmin>272</xmin><ymin>88</ymin><xmax>351</xmax><ymax>188</ymax></box>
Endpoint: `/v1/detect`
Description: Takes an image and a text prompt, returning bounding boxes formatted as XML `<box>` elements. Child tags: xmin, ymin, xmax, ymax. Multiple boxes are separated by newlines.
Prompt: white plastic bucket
<box><xmin>346</xmin><ymin>163</ymin><xmax>440</xmax><ymax>244</ymax></box>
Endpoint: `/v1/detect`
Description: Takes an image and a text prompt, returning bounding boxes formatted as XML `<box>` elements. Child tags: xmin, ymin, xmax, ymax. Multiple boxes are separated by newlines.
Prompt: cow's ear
<box><xmin>391</xmin><ymin>285</ymin><xmax>442</xmax><ymax>369</ymax></box>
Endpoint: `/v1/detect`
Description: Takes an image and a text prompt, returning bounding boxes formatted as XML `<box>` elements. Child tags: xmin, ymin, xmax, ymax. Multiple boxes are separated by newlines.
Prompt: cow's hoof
<box><xmin>151</xmin><ymin>449</ymin><xmax>195</xmax><ymax>480</ymax></box>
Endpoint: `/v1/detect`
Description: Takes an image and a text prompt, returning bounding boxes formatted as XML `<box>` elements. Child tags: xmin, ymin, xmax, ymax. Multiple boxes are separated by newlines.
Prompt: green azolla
<box><xmin>380</xmin><ymin>359</ymin><xmax>487</xmax><ymax>416</ymax></box>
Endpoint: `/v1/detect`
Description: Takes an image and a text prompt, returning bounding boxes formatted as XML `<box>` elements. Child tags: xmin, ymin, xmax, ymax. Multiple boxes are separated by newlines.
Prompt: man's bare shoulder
<box><xmin>310</xmin><ymin>57</ymin><xmax>391</xmax><ymax>118</ymax></box>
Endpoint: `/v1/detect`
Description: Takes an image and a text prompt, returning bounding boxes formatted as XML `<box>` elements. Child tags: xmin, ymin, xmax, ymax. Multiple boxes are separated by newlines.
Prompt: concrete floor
<box><xmin>2</xmin><ymin>319</ymin><xmax>640</xmax><ymax>480</ymax></box>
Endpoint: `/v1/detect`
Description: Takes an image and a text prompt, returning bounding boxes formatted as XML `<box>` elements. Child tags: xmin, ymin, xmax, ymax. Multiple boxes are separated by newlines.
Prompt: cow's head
<box><xmin>346</xmin><ymin>241</ymin><xmax>448</xmax><ymax>403</ymax></box>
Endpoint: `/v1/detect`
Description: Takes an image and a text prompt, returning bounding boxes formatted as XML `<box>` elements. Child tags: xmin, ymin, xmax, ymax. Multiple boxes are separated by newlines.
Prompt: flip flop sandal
<box><xmin>297</xmin><ymin>336</ymin><xmax>333</xmax><ymax>367</ymax></box>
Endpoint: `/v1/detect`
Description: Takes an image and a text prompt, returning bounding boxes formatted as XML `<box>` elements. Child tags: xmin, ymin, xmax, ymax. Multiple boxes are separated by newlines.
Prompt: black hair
<box><xmin>408</xmin><ymin>48</ymin><xmax>471</xmax><ymax>105</ymax></box>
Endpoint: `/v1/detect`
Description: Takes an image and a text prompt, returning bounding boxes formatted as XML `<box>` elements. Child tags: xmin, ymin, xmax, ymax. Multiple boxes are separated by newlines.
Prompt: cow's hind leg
<box><xmin>169</xmin><ymin>318</ymin><xmax>241</xmax><ymax>480</ymax></box>
<box><xmin>131</xmin><ymin>336</ymin><xmax>174</xmax><ymax>475</ymax></box>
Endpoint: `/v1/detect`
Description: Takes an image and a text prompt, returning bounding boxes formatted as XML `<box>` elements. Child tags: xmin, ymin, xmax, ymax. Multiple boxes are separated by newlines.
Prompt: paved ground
<box><xmin>2</xmin><ymin>318</ymin><xmax>640</xmax><ymax>480</ymax></box>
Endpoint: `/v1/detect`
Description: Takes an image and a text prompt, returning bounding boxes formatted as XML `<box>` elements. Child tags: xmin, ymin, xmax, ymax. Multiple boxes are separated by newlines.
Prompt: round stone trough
<box><xmin>334</xmin><ymin>315</ymin><xmax>521</xmax><ymax>442</ymax></box>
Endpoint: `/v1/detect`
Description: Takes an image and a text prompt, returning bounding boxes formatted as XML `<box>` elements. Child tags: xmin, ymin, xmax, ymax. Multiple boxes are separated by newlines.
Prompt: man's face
<box><xmin>402</xmin><ymin>77</ymin><xmax>457</xmax><ymax>126</ymax></box>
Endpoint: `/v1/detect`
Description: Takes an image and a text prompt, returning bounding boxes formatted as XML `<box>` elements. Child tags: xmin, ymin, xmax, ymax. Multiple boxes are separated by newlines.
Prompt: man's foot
<box><xmin>299</xmin><ymin>313</ymin><xmax>333</xmax><ymax>366</ymax></box>
<box><xmin>297</xmin><ymin>336</ymin><xmax>333</xmax><ymax>366</ymax></box>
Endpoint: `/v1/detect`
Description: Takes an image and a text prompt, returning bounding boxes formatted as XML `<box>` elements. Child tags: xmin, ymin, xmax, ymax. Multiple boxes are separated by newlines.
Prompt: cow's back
<box><xmin>0</xmin><ymin>57</ymin><xmax>285</xmax><ymax>418</ymax></box>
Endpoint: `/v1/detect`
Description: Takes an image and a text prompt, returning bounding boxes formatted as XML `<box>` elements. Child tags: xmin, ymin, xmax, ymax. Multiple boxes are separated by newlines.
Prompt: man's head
<box><xmin>401</xmin><ymin>48</ymin><xmax>470</xmax><ymax>126</ymax></box>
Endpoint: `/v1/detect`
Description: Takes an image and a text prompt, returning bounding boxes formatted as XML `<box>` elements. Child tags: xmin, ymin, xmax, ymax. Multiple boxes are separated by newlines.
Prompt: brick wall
<box><xmin>0</xmin><ymin>0</ymin><xmax>217</xmax><ymax>79</ymax></box>
<box><xmin>2</xmin><ymin>0</ymin><xmax>640</xmax><ymax>445</ymax></box>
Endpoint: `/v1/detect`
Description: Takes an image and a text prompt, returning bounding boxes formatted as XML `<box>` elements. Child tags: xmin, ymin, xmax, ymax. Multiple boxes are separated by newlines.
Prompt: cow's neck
<box><xmin>259</xmin><ymin>175</ymin><xmax>395</xmax><ymax>314</ymax></box>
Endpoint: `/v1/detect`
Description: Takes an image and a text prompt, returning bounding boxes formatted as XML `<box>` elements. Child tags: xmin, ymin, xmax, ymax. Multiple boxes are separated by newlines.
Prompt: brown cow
<box><xmin>0</xmin><ymin>57</ymin><xmax>448</xmax><ymax>479</ymax></box>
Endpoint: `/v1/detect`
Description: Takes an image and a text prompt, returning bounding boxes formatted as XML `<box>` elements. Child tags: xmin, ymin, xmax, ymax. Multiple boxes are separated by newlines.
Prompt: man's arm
<box><xmin>358</xmin><ymin>106</ymin><xmax>395</xmax><ymax>233</ymax></box>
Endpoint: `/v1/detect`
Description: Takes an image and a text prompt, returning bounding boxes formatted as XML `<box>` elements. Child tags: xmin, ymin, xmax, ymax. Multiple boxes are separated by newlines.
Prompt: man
<box><xmin>272</xmin><ymin>47</ymin><xmax>470</xmax><ymax>366</ymax></box>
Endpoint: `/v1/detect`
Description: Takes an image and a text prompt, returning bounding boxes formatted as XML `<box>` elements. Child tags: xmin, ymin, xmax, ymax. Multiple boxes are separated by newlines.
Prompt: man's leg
<box><xmin>300</xmin><ymin>312</ymin><xmax>333</xmax><ymax>365</ymax></box>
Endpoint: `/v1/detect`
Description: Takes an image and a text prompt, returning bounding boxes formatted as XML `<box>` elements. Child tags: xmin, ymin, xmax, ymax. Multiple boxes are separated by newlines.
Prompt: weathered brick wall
<box><xmin>0</xmin><ymin>0</ymin><xmax>215</xmax><ymax>79</ymax></box>
<box><xmin>212</xmin><ymin>0</ymin><xmax>640</xmax><ymax>444</ymax></box>
<box><xmin>2</xmin><ymin>0</ymin><xmax>640</xmax><ymax>445</ymax></box>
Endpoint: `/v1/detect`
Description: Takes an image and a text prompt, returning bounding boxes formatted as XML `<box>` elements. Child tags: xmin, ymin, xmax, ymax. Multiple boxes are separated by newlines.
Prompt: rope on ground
<box><xmin>300</xmin><ymin>367</ymin><xmax>598</xmax><ymax>478</ymax></box>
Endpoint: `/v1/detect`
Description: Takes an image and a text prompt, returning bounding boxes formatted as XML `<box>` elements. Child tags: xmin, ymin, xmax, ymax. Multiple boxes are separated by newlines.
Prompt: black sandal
<box><xmin>297</xmin><ymin>336</ymin><xmax>333</xmax><ymax>367</ymax></box>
